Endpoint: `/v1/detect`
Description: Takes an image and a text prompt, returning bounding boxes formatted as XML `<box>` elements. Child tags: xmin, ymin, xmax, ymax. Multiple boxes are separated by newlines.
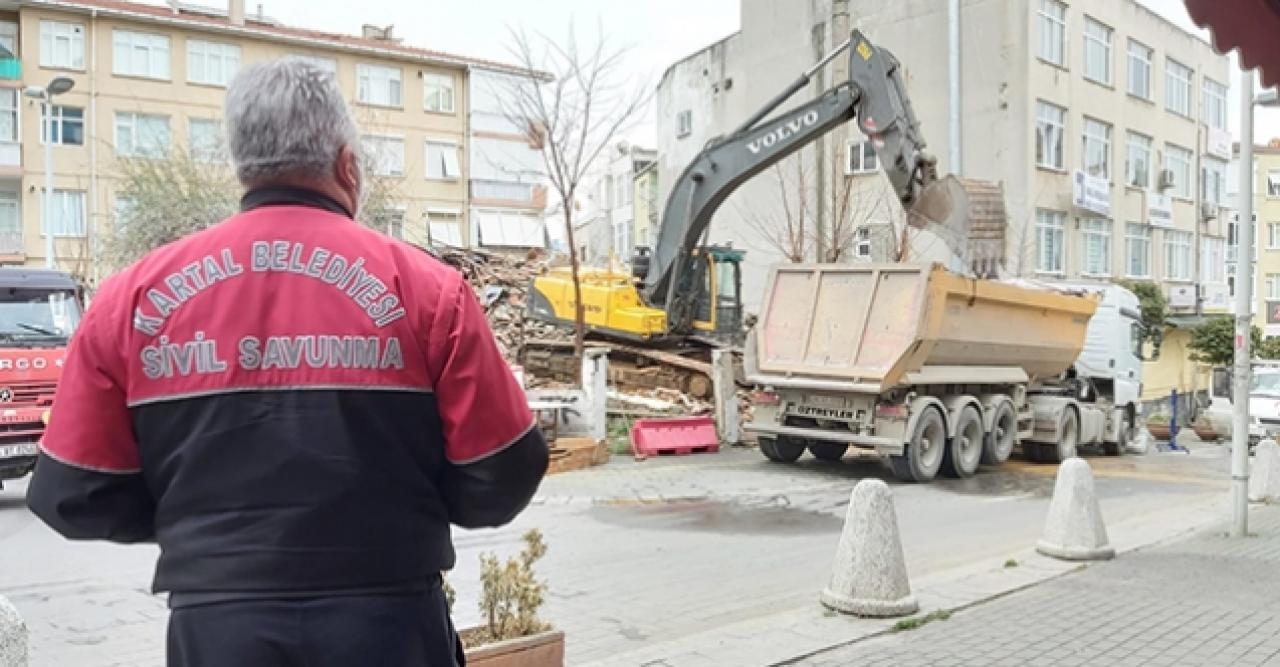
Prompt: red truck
<box><xmin>0</xmin><ymin>267</ymin><xmax>82</xmax><ymax>489</ymax></box>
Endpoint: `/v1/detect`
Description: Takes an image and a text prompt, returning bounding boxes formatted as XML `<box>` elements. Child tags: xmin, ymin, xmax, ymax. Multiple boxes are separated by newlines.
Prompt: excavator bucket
<box><xmin>906</xmin><ymin>175</ymin><xmax>1008</xmax><ymax>278</ymax></box>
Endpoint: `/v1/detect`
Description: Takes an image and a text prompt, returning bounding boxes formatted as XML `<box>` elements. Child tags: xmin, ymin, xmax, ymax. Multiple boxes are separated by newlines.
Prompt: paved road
<box><xmin>0</xmin><ymin>443</ymin><xmax>1232</xmax><ymax>665</ymax></box>
<box><xmin>792</xmin><ymin>505</ymin><xmax>1280</xmax><ymax>667</ymax></box>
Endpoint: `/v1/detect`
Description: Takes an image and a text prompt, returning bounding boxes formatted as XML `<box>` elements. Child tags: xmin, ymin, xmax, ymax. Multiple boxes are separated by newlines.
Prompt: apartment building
<box><xmin>1232</xmin><ymin>143</ymin><xmax>1280</xmax><ymax>335</ymax></box>
<box><xmin>0</xmin><ymin>0</ymin><xmax>534</xmax><ymax>278</ymax></box>
<box><xmin>467</xmin><ymin>66</ymin><xmax>548</xmax><ymax>251</ymax></box>
<box><xmin>573</xmin><ymin>141</ymin><xmax>655</xmax><ymax>266</ymax></box>
<box><xmin>656</xmin><ymin>0</ymin><xmax>1231</xmax><ymax>319</ymax></box>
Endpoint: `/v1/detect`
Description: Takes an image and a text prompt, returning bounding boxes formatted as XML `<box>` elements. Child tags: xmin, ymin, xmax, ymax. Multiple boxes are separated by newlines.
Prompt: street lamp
<box><xmin>1231</xmin><ymin>82</ymin><xmax>1280</xmax><ymax>538</ymax></box>
<box><xmin>23</xmin><ymin>76</ymin><xmax>75</xmax><ymax>269</ymax></box>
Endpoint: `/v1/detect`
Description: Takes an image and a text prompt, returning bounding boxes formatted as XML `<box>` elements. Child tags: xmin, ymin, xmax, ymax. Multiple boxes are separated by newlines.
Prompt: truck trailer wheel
<box><xmin>1044</xmin><ymin>409</ymin><xmax>1080</xmax><ymax>463</ymax></box>
<box><xmin>809</xmin><ymin>442</ymin><xmax>849</xmax><ymax>462</ymax></box>
<box><xmin>982</xmin><ymin>401</ymin><xmax>1018</xmax><ymax>465</ymax></box>
<box><xmin>890</xmin><ymin>407</ymin><xmax>946</xmax><ymax>483</ymax></box>
<box><xmin>759</xmin><ymin>436</ymin><xmax>805</xmax><ymax>463</ymax></box>
<box><xmin>942</xmin><ymin>406</ymin><xmax>984</xmax><ymax>478</ymax></box>
<box><xmin>1102</xmin><ymin>410</ymin><xmax>1132</xmax><ymax>456</ymax></box>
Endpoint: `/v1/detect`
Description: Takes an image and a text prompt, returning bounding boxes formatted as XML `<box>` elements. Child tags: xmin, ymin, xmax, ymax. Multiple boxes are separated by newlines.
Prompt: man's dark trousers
<box><xmin>166</xmin><ymin>587</ymin><xmax>464</xmax><ymax>666</ymax></box>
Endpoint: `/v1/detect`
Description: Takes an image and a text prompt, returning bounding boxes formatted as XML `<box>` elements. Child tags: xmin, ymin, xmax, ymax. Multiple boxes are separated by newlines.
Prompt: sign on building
<box><xmin>1268</xmin><ymin>302</ymin><xmax>1280</xmax><ymax>325</ymax></box>
<box><xmin>1072</xmin><ymin>171</ymin><xmax>1110</xmax><ymax>217</ymax></box>
<box><xmin>1168</xmin><ymin>284</ymin><xmax>1197</xmax><ymax>309</ymax></box>
<box><xmin>1206</xmin><ymin>127</ymin><xmax>1232</xmax><ymax>160</ymax></box>
<box><xmin>1202</xmin><ymin>283</ymin><xmax>1231</xmax><ymax>313</ymax></box>
<box><xmin>1148</xmin><ymin>193</ymin><xmax>1173</xmax><ymax>227</ymax></box>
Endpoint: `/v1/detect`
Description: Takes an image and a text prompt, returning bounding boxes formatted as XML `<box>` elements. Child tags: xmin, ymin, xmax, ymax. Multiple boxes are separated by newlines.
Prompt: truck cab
<box><xmin>0</xmin><ymin>268</ymin><xmax>83</xmax><ymax>486</ymax></box>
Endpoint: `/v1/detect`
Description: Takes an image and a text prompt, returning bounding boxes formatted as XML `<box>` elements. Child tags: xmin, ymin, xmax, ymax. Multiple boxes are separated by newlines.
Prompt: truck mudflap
<box><xmin>743</xmin><ymin>421</ymin><xmax>904</xmax><ymax>456</ymax></box>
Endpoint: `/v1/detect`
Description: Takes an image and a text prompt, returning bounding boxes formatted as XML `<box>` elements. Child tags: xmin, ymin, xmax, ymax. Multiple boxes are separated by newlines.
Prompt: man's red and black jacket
<box><xmin>27</xmin><ymin>188</ymin><xmax>548</xmax><ymax>606</ymax></box>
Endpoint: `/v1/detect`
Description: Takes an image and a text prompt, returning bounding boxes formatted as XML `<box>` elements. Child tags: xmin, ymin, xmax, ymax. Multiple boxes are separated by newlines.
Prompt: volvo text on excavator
<box><xmin>524</xmin><ymin>30</ymin><xmax>1004</xmax><ymax>398</ymax></box>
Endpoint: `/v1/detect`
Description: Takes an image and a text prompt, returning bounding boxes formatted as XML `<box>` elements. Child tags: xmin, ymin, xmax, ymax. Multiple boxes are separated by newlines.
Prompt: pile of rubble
<box><xmin>434</xmin><ymin>246</ymin><xmax>566</xmax><ymax>361</ymax></box>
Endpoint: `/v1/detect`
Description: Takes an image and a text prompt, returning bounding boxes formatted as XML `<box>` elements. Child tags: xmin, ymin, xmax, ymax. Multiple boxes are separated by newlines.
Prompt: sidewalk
<box><xmin>788</xmin><ymin>505</ymin><xmax>1280</xmax><ymax>667</ymax></box>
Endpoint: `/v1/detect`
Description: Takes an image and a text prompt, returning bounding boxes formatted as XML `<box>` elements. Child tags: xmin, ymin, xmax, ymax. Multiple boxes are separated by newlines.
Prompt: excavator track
<box><xmin>522</xmin><ymin>338</ymin><xmax>719</xmax><ymax>399</ymax></box>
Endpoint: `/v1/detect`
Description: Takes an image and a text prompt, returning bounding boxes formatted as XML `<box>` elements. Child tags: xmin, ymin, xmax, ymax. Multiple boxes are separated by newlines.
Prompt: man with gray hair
<box><xmin>27</xmin><ymin>58</ymin><xmax>548</xmax><ymax>665</ymax></box>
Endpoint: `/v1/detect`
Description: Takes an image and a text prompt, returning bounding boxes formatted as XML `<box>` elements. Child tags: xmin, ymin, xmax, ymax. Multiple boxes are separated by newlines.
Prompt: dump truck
<box><xmin>743</xmin><ymin>263</ymin><xmax>1145</xmax><ymax>482</ymax></box>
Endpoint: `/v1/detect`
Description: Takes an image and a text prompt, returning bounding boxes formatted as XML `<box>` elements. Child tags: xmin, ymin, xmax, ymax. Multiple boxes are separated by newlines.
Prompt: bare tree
<box><xmin>738</xmin><ymin>151</ymin><xmax>812</xmax><ymax>263</ymax></box>
<box><xmin>497</xmin><ymin>23</ymin><xmax>649</xmax><ymax>372</ymax></box>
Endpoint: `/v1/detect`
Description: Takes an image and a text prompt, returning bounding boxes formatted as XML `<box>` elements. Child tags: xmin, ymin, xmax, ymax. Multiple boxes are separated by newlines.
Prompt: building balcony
<box><xmin>471</xmin><ymin>179</ymin><xmax>535</xmax><ymax>206</ymax></box>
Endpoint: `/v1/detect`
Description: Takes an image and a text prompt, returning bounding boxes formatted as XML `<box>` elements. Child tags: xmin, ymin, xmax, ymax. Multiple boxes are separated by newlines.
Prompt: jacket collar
<box><xmin>240</xmin><ymin>186</ymin><xmax>354</xmax><ymax>219</ymax></box>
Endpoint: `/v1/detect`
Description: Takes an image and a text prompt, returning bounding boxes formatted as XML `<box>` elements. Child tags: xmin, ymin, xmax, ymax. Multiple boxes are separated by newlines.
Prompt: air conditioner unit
<box><xmin>1201</xmin><ymin>201</ymin><xmax>1219</xmax><ymax>220</ymax></box>
<box><xmin>1157</xmin><ymin>169</ymin><xmax>1176</xmax><ymax>191</ymax></box>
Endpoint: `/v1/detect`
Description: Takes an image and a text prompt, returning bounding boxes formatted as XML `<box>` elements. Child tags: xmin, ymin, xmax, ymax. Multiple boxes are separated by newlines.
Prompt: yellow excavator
<box><xmin>524</xmin><ymin>30</ymin><xmax>1004</xmax><ymax>398</ymax></box>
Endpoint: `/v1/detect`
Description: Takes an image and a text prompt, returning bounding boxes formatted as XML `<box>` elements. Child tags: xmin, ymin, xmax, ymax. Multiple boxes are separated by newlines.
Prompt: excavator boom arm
<box><xmin>643</xmin><ymin>31</ymin><xmax>938</xmax><ymax>324</ymax></box>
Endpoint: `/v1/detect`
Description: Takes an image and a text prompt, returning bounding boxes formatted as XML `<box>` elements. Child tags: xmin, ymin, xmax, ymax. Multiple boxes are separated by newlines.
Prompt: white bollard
<box><xmin>820</xmin><ymin>479</ymin><xmax>918</xmax><ymax>617</ymax></box>
<box><xmin>581</xmin><ymin>348</ymin><xmax>609</xmax><ymax>442</ymax></box>
<box><xmin>0</xmin><ymin>595</ymin><xmax>26</xmax><ymax>667</ymax></box>
<box><xmin>711</xmin><ymin>349</ymin><xmax>740</xmax><ymax>445</ymax></box>
<box><xmin>1036</xmin><ymin>457</ymin><xmax>1115</xmax><ymax>561</ymax></box>
<box><xmin>1249</xmin><ymin>439</ymin><xmax>1280</xmax><ymax>503</ymax></box>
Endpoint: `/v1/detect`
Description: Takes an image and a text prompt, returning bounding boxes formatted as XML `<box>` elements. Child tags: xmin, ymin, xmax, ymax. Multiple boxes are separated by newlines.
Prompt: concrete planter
<box><xmin>1193</xmin><ymin>424</ymin><xmax>1221</xmax><ymax>442</ymax></box>
<box><xmin>1146</xmin><ymin>423</ymin><xmax>1172</xmax><ymax>441</ymax></box>
<box><xmin>463</xmin><ymin>628</ymin><xmax>564</xmax><ymax>667</ymax></box>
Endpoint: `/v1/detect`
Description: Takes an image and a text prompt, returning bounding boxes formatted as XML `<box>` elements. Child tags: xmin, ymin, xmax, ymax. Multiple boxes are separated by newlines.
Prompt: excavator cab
<box><xmin>690</xmin><ymin>246</ymin><xmax>744</xmax><ymax>337</ymax></box>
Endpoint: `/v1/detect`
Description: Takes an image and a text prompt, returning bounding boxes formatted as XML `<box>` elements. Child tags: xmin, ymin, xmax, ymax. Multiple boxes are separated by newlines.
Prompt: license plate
<box><xmin>0</xmin><ymin>443</ymin><xmax>36</xmax><ymax>459</ymax></box>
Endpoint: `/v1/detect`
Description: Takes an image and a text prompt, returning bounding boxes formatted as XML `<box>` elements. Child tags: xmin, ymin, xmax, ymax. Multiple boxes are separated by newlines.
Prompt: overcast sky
<box><xmin>237</xmin><ymin>0</ymin><xmax>1280</xmax><ymax>143</ymax></box>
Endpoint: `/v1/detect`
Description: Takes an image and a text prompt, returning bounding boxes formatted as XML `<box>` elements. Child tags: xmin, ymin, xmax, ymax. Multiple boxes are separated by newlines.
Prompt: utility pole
<box><xmin>1231</xmin><ymin>74</ymin><xmax>1255</xmax><ymax>538</ymax></box>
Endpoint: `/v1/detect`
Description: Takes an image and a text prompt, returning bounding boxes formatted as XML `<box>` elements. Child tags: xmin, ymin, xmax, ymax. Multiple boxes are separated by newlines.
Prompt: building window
<box><xmin>189</xmin><ymin>118</ymin><xmax>223</xmax><ymax>162</ymax></box>
<box><xmin>847</xmin><ymin>140</ymin><xmax>879</xmax><ymax>174</ymax></box>
<box><xmin>1125</xmin><ymin>223</ymin><xmax>1151</xmax><ymax>278</ymax></box>
<box><xmin>1202</xmin><ymin>158</ymin><xmax>1226</xmax><ymax>205</ymax></box>
<box><xmin>187</xmin><ymin>39</ymin><xmax>240</xmax><ymax>87</ymax></box>
<box><xmin>1166</xmin><ymin>58</ymin><xmax>1192</xmax><ymax>117</ymax></box>
<box><xmin>356</xmin><ymin>64</ymin><xmax>402</xmax><ymax>107</ymax></box>
<box><xmin>425</xmin><ymin>140</ymin><xmax>461</xmax><ymax>180</ymax></box>
<box><xmin>295</xmin><ymin>55</ymin><xmax>337</xmax><ymax>75</ymax></box>
<box><xmin>1082</xmin><ymin>117</ymin><xmax>1111</xmax><ymax>179</ymax></box>
<box><xmin>676</xmin><ymin>110</ymin><xmax>692</xmax><ymax>138</ymax></box>
<box><xmin>1127</xmin><ymin>39</ymin><xmax>1152</xmax><ymax>99</ymax></box>
<box><xmin>1036</xmin><ymin>209</ymin><xmax>1066</xmax><ymax>274</ymax></box>
<box><xmin>1268</xmin><ymin>222</ymin><xmax>1280</xmax><ymax>249</ymax></box>
<box><xmin>1164</xmin><ymin>230</ymin><xmax>1193</xmax><ymax>281</ymax></box>
<box><xmin>1035</xmin><ymin>101</ymin><xmax>1065</xmax><ymax>170</ymax></box>
<box><xmin>42</xmin><ymin>105</ymin><xmax>84</xmax><ymax>146</ymax></box>
<box><xmin>40</xmin><ymin>189</ymin><xmax>86</xmax><ymax>237</ymax></box>
<box><xmin>0</xmin><ymin>22</ymin><xmax>14</xmax><ymax>59</ymax></box>
<box><xmin>0</xmin><ymin>89</ymin><xmax>15</xmax><ymax>143</ymax></box>
<box><xmin>424</xmin><ymin>73</ymin><xmax>455</xmax><ymax>113</ymax></box>
<box><xmin>1083</xmin><ymin>17</ymin><xmax>1112</xmax><ymax>85</ymax></box>
<box><xmin>855</xmin><ymin>227</ymin><xmax>873</xmax><ymax>259</ymax></box>
<box><xmin>1202</xmin><ymin>78</ymin><xmax>1228</xmax><ymax>131</ymax></box>
<box><xmin>1268</xmin><ymin>274</ymin><xmax>1280</xmax><ymax>301</ymax></box>
<box><xmin>40</xmin><ymin>20</ymin><xmax>85</xmax><ymax>70</ymax></box>
<box><xmin>1164</xmin><ymin>143</ymin><xmax>1192</xmax><ymax>199</ymax></box>
<box><xmin>113</xmin><ymin>30</ymin><xmax>171</xmax><ymax>80</ymax></box>
<box><xmin>0</xmin><ymin>191</ymin><xmax>18</xmax><ymax>244</ymax></box>
<box><xmin>1037</xmin><ymin>0</ymin><xmax>1067</xmax><ymax>67</ymax></box>
<box><xmin>372</xmin><ymin>207</ymin><xmax>406</xmax><ymax>240</ymax></box>
<box><xmin>361</xmin><ymin>135</ymin><xmax>406</xmax><ymax>176</ymax></box>
<box><xmin>1203</xmin><ymin>237</ymin><xmax>1225</xmax><ymax>284</ymax></box>
<box><xmin>428</xmin><ymin>210</ymin><xmax>464</xmax><ymax>246</ymax></box>
<box><xmin>1267</xmin><ymin>170</ymin><xmax>1280</xmax><ymax>197</ymax></box>
<box><xmin>1125</xmin><ymin>132</ymin><xmax>1151</xmax><ymax>189</ymax></box>
<box><xmin>1081</xmin><ymin>218</ymin><xmax>1111</xmax><ymax>276</ymax></box>
<box><xmin>614</xmin><ymin>218</ymin><xmax>632</xmax><ymax>260</ymax></box>
<box><xmin>115</xmin><ymin>112</ymin><xmax>171</xmax><ymax>157</ymax></box>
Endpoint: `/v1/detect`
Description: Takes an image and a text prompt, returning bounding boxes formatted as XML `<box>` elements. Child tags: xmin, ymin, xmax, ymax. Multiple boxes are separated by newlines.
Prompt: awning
<box><xmin>1184</xmin><ymin>0</ymin><xmax>1280</xmax><ymax>89</ymax></box>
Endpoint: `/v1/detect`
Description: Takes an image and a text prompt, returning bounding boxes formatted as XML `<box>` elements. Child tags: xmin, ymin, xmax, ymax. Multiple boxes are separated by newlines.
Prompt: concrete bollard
<box><xmin>820</xmin><ymin>479</ymin><xmax>918</xmax><ymax>617</ymax></box>
<box><xmin>0</xmin><ymin>595</ymin><xmax>26</xmax><ymax>667</ymax></box>
<box><xmin>1036</xmin><ymin>457</ymin><xmax>1115</xmax><ymax>561</ymax></box>
<box><xmin>1250</xmin><ymin>439</ymin><xmax>1280</xmax><ymax>503</ymax></box>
